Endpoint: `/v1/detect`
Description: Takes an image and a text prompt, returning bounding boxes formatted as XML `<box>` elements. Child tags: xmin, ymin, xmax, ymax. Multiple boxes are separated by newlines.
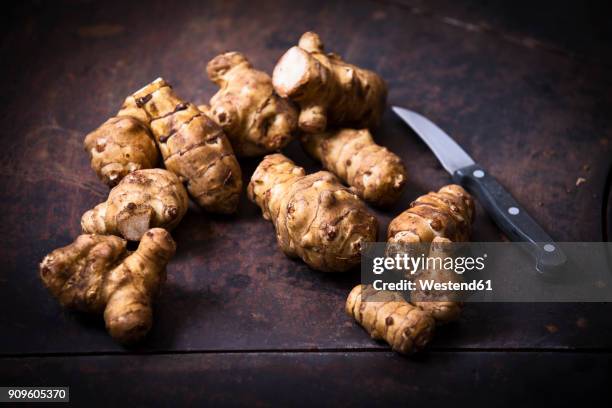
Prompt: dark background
<box><xmin>1</xmin><ymin>0</ymin><xmax>611</xmax><ymax>406</ymax></box>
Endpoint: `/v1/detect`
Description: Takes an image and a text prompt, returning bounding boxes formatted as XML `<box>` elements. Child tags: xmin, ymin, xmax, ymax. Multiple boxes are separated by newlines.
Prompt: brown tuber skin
<box><xmin>388</xmin><ymin>185</ymin><xmax>474</xmax><ymax>245</ymax></box>
<box><xmin>119</xmin><ymin>78</ymin><xmax>242</xmax><ymax>214</ymax></box>
<box><xmin>39</xmin><ymin>228</ymin><xmax>176</xmax><ymax>344</ymax></box>
<box><xmin>301</xmin><ymin>128</ymin><xmax>406</xmax><ymax>206</ymax></box>
<box><xmin>346</xmin><ymin>185</ymin><xmax>474</xmax><ymax>354</ymax></box>
<box><xmin>248</xmin><ymin>154</ymin><xmax>377</xmax><ymax>272</ymax></box>
<box><xmin>345</xmin><ymin>285</ymin><xmax>435</xmax><ymax>354</ymax></box>
<box><xmin>204</xmin><ymin>52</ymin><xmax>298</xmax><ymax>157</ymax></box>
<box><xmin>272</xmin><ymin>31</ymin><xmax>387</xmax><ymax>133</ymax></box>
<box><xmin>84</xmin><ymin>115</ymin><xmax>159</xmax><ymax>187</ymax></box>
<box><xmin>81</xmin><ymin>169</ymin><xmax>189</xmax><ymax>241</ymax></box>
<box><xmin>410</xmin><ymin>237</ymin><xmax>464</xmax><ymax>324</ymax></box>
<box><xmin>387</xmin><ymin>184</ymin><xmax>475</xmax><ymax>324</ymax></box>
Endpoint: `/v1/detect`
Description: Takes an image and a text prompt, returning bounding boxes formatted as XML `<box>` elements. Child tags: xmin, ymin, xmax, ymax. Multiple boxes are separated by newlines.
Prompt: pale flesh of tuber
<box><xmin>273</xmin><ymin>32</ymin><xmax>387</xmax><ymax>133</ymax></box>
<box><xmin>81</xmin><ymin>168</ymin><xmax>189</xmax><ymax>241</ymax></box>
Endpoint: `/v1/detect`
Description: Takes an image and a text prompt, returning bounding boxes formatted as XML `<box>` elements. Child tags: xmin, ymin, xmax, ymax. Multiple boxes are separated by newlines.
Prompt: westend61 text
<box><xmin>372</xmin><ymin>279</ymin><xmax>493</xmax><ymax>292</ymax></box>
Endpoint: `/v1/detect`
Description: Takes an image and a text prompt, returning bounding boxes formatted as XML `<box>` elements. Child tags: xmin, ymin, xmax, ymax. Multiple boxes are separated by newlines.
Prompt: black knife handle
<box><xmin>453</xmin><ymin>164</ymin><xmax>566</xmax><ymax>275</ymax></box>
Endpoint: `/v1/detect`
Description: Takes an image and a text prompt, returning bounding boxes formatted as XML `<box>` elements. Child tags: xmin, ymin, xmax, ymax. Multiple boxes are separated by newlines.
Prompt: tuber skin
<box><xmin>346</xmin><ymin>285</ymin><xmax>435</xmax><ymax>354</ymax></box>
<box><xmin>388</xmin><ymin>184</ymin><xmax>474</xmax><ymax>245</ymax></box>
<box><xmin>247</xmin><ymin>154</ymin><xmax>377</xmax><ymax>272</ymax></box>
<box><xmin>272</xmin><ymin>31</ymin><xmax>387</xmax><ymax>133</ymax></box>
<box><xmin>119</xmin><ymin>78</ymin><xmax>242</xmax><ymax>214</ymax></box>
<box><xmin>81</xmin><ymin>168</ymin><xmax>189</xmax><ymax>241</ymax></box>
<box><xmin>39</xmin><ymin>228</ymin><xmax>176</xmax><ymax>344</ymax></box>
<box><xmin>84</xmin><ymin>115</ymin><xmax>159</xmax><ymax>187</ymax></box>
<box><xmin>346</xmin><ymin>185</ymin><xmax>474</xmax><ymax>353</ymax></box>
<box><xmin>410</xmin><ymin>237</ymin><xmax>464</xmax><ymax>324</ymax></box>
<box><xmin>301</xmin><ymin>128</ymin><xmax>406</xmax><ymax>206</ymax></box>
<box><xmin>387</xmin><ymin>184</ymin><xmax>475</xmax><ymax>323</ymax></box>
<box><xmin>204</xmin><ymin>52</ymin><xmax>298</xmax><ymax>157</ymax></box>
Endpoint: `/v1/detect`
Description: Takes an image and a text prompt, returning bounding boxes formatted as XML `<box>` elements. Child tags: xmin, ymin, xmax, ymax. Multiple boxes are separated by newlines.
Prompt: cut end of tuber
<box><xmin>272</xmin><ymin>46</ymin><xmax>311</xmax><ymax>97</ymax></box>
<box><xmin>117</xmin><ymin>204</ymin><xmax>154</xmax><ymax>241</ymax></box>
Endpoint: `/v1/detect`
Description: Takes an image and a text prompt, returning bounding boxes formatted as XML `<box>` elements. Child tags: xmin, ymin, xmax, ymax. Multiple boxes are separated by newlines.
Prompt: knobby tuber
<box><xmin>39</xmin><ymin>228</ymin><xmax>176</xmax><ymax>344</ymax></box>
<box><xmin>273</xmin><ymin>31</ymin><xmax>387</xmax><ymax>133</ymax></box>
<box><xmin>248</xmin><ymin>154</ymin><xmax>377</xmax><ymax>272</ymax></box>
<box><xmin>119</xmin><ymin>78</ymin><xmax>242</xmax><ymax>214</ymax></box>
<box><xmin>301</xmin><ymin>128</ymin><xmax>406</xmax><ymax>206</ymax></box>
<box><xmin>81</xmin><ymin>169</ymin><xmax>189</xmax><ymax>241</ymax></box>
<box><xmin>346</xmin><ymin>185</ymin><xmax>474</xmax><ymax>353</ymax></box>
<box><xmin>387</xmin><ymin>184</ymin><xmax>474</xmax><ymax>322</ymax></box>
<box><xmin>387</xmin><ymin>185</ymin><xmax>474</xmax><ymax>323</ymax></box>
<box><xmin>345</xmin><ymin>285</ymin><xmax>435</xmax><ymax>354</ymax></box>
<box><xmin>387</xmin><ymin>184</ymin><xmax>474</xmax><ymax>245</ymax></box>
<box><xmin>84</xmin><ymin>115</ymin><xmax>159</xmax><ymax>187</ymax></box>
<box><xmin>204</xmin><ymin>52</ymin><xmax>298</xmax><ymax>157</ymax></box>
<box><xmin>410</xmin><ymin>237</ymin><xmax>464</xmax><ymax>323</ymax></box>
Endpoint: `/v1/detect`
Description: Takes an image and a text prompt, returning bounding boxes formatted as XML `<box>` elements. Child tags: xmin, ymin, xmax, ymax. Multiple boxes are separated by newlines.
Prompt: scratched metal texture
<box><xmin>0</xmin><ymin>0</ymin><xmax>610</xmax><ymax>361</ymax></box>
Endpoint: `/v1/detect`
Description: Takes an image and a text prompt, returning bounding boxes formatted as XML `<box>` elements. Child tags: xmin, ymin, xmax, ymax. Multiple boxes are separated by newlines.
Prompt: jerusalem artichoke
<box><xmin>388</xmin><ymin>184</ymin><xmax>474</xmax><ymax>245</ymax></box>
<box><xmin>346</xmin><ymin>185</ymin><xmax>474</xmax><ymax>353</ymax></box>
<box><xmin>81</xmin><ymin>168</ymin><xmax>188</xmax><ymax>241</ymax></box>
<box><xmin>84</xmin><ymin>115</ymin><xmax>159</xmax><ymax>187</ymax></box>
<box><xmin>273</xmin><ymin>31</ymin><xmax>387</xmax><ymax>133</ymax></box>
<box><xmin>346</xmin><ymin>285</ymin><xmax>435</xmax><ymax>354</ymax></box>
<box><xmin>119</xmin><ymin>78</ymin><xmax>242</xmax><ymax>214</ymax></box>
<box><xmin>410</xmin><ymin>237</ymin><xmax>464</xmax><ymax>323</ymax></box>
<box><xmin>39</xmin><ymin>228</ymin><xmax>176</xmax><ymax>344</ymax></box>
<box><xmin>388</xmin><ymin>184</ymin><xmax>474</xmax><ymax>323</ymax></box>
<box><xmin>247</xmin><ymin>154</ymin><xmax>377</xmax><ymax>272</ymax></box>
<box><xmin>204</xmin><ymin>52</ymin><xmax>298</xmax><ymax>157</ymax></box>
<box><xmin>301</xmin><ymin>128</ymin><xmax>406</xmax><ymax>206</ymax></box>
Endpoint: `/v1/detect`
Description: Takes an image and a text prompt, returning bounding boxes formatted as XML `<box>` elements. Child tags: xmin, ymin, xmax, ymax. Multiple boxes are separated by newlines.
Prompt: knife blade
<box><xmin>392</xmin><ymin>106</ymin><xmax>566</xmax><ymax>275</ymax></box>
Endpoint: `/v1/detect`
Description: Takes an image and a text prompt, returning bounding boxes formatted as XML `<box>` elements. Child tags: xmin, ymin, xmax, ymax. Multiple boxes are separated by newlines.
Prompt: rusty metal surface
<box><xmin>389</xmin><ymin>0</ymin><xmax>612</xmax><ymax>65</ymax></box>
<box><xmin>0</xmin><ymin>0</ymin><xmax>611</xmax><ymax>358</ymax></box>
<box><xmin>2</xmin><ymin>351</ymin><xmax>612</xmax><ymax>406</ymax></box>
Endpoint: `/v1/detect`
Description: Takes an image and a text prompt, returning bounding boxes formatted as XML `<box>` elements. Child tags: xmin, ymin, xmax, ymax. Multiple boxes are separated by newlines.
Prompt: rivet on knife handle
<box><xmin>453</xmin><ymin>164</ymin><xmax>567</xmax><ymax>274</ymax></box>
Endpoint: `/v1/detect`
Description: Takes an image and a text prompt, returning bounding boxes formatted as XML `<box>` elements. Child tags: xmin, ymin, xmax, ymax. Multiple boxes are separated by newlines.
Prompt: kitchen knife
<box><xmin>392</xmin><ymin>106</ymin><xmax>566</xmax><ymax>275</ymax></box>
